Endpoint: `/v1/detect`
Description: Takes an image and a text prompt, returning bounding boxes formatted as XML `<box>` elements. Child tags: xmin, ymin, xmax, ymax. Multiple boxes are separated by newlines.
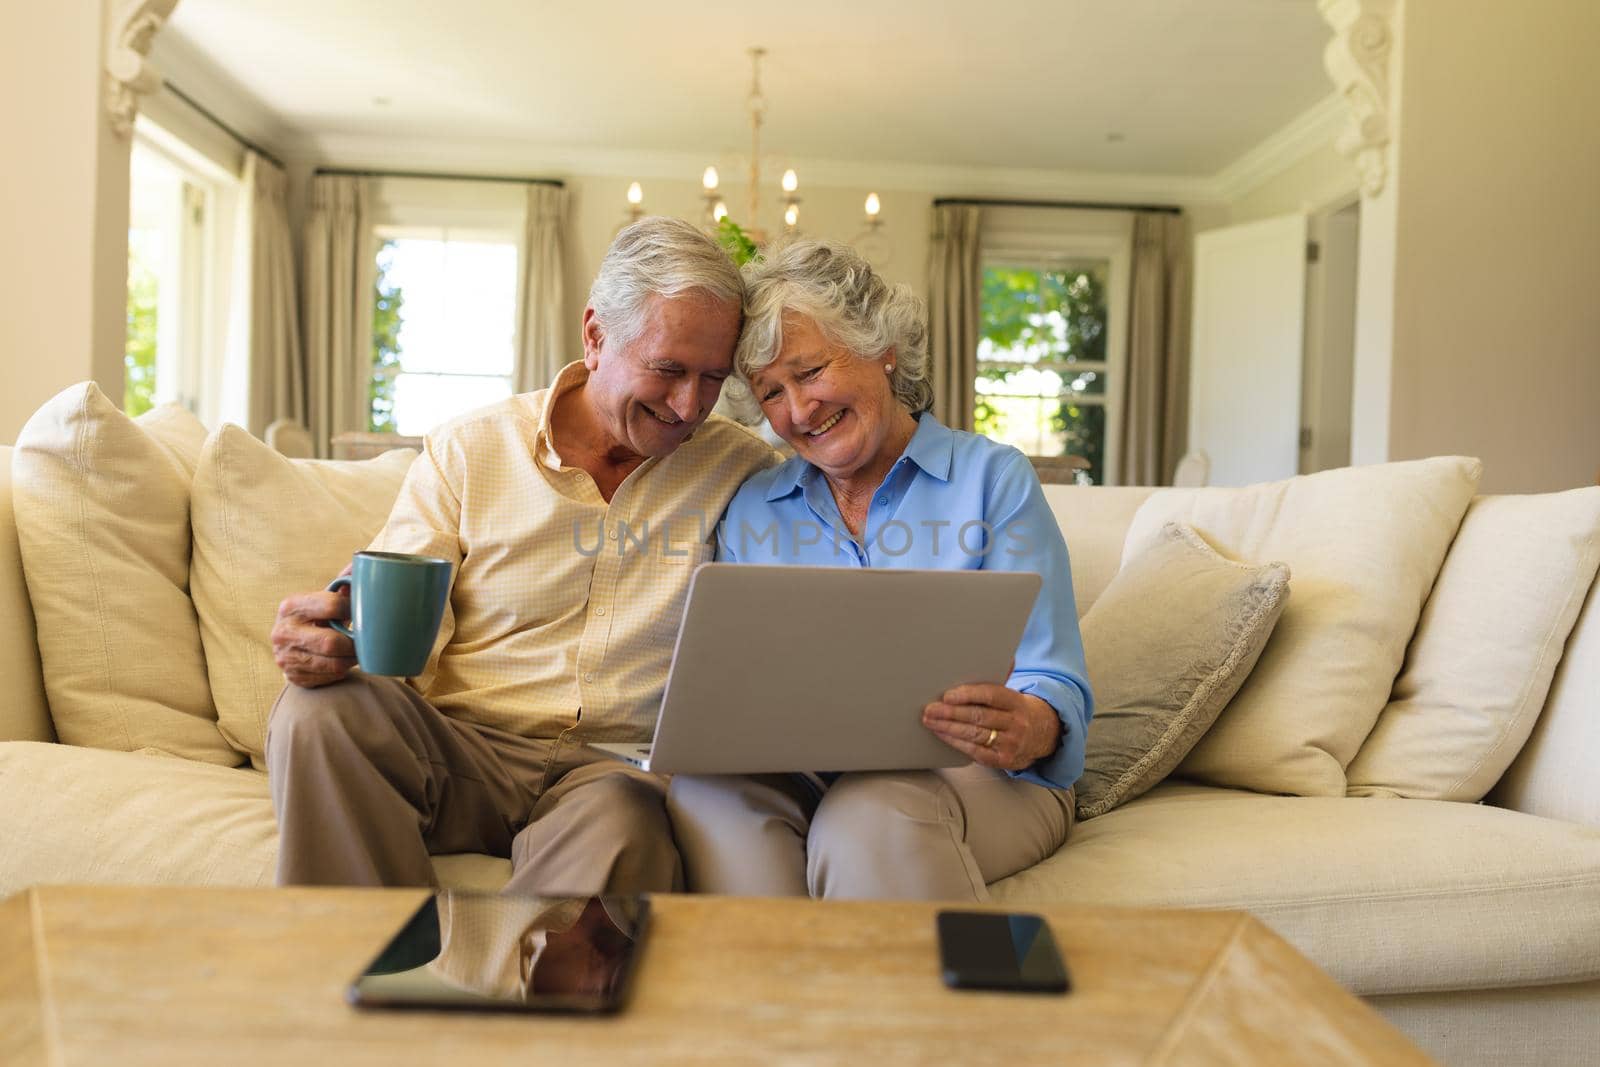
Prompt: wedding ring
<box><xmin>984</xmin><ymin>727</ymin><xmax>998</xmax><ymax>748</ymax></box>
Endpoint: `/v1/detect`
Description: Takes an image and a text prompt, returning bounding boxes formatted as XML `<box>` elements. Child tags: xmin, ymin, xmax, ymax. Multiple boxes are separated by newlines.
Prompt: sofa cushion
<box><xmin>1122</xmin><ymin>457</ymin><xmax>1481</xmax><ymax>797</ymax></box>
<box><xmin>0</xmin><ymin>741</ymin><xmax>513</xmax><ymax>895</ymax></box>
<box><xmin>0</xmin><ymin>742</ymin><xmax>278</xmax><ymax>894</ymax></box>
<box><xmin>1348</xmin><ymin>489</ymin><xmax>1600</xmax><ymax>801</ymax></box>
<box><xmin>10</xmin><ymin>384</ymin><xmax>237</xmax><ymax>765</ymax></box>
<box><xmin>1076</xmin><ymin>523</ymin><xmax>1290</xmax><ymax>819</ymax></box>
<box><xmin>990</xmin><ymin>782</ymin><xmax>1600</xmax><ymax>997</ymax></box>
<box><xmin>189</xmin><ymin>426</ymin><xmax>415</xmax><ymax>767</ymax></box>
<box><xmin>1040</xmin><ymin>485</ymin><xmax>1158</xmax><ymax>617</ymax></box>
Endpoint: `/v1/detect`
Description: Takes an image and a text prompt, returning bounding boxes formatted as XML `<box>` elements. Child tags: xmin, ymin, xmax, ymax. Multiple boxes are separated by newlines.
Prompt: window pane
<box><xmin>372</xmin><ymin>233</ymin><xmax>519</xmax><ymax>433</ymax></box>
<box><xmin>392</xmin><ymin>373</ymin><xmax>514</xmax><ymax>436</ymax></box>
<box><xmin>126</xmin><ymin>142</ymin><xmax>184</xmax><ymax>417</ymax></box>
<box><xmin>976</xmin><ymin>260</ymin><xmax>1111</xmax><ymax>481</ymax></box>
<box><xmin>381</xmin><ymin>237</ymin><xmax>517</xmax><ymax>376</ymax></box>
<box><xmin>1057</xmin><ymin>400</ymin><xmax>1107</xmax><ymax>485</ymax></box>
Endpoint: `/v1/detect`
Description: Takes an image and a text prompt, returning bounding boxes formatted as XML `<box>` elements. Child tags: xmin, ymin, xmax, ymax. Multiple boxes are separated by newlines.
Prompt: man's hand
<box><xmin>272</xmin><ymin>569</ymin><xmax>357</xmax><ymax>688</ymax></box>
<box><xmin>922</xmin><ymin>685</ymin><xmax>1061</xmax><ymax>772</ymax></box>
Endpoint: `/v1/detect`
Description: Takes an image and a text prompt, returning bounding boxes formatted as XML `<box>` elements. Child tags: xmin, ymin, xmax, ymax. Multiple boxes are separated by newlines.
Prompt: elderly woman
<box><xmin>668</xmin><ymin>238</ymin><xmax>1092</xmax><ymax>901</ymax></box>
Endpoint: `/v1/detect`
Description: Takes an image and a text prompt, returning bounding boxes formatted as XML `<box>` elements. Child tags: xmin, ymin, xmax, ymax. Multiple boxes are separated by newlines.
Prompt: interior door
<box><xmin>1188</xmin><ymin>213</ymin><xmax>1307</xmax><ymax>487</ymax></box>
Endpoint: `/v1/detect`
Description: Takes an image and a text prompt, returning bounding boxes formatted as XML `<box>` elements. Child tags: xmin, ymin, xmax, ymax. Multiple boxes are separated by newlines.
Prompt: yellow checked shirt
<box><xmin>369</xmin><ymin>361</ymin><xmax>777</xmax><ymax>743</ymax></box>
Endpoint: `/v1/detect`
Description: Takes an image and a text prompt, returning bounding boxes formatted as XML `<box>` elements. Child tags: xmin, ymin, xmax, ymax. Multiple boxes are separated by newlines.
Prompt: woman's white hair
<box><xmin>735</xmin><ymin>237</ymin><xmax>932</xmax><ymax>414</ymax></box>
<box><xmin>587</xmin><ymin>216</ymin><xmax>744</xmax><ymax>346</ymax></box>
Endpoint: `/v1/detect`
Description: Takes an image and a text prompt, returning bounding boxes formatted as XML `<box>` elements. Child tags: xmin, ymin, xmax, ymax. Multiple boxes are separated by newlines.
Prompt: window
<box><xmin>125</xmin><ymin>118</ymin><xmax>243</xmax><ymax>425</ymax></box>
<box><xmin>975</xmin><ymin>212</ymin><xmax>1130</xmax><ymax>485</ymax></box>
<box><xmin>370</xmin><ymin>228</ymin><xmax>520</xmax><ymax>436</ymax></box>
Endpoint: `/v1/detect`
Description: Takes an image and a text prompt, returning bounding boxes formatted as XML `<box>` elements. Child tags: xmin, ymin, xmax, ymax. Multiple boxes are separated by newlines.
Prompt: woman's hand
<box><xmin>922</xmin><ymin>685</ymin><xmax>1061</xmax><ymax>772</ymax></box>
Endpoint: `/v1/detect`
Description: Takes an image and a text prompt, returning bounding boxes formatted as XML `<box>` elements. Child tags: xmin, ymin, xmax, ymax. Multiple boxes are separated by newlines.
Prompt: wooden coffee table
<box><xmin>1</xmin><ymin>886</ymin><xmax>1431</xmax><ymax>1065</ymax></box>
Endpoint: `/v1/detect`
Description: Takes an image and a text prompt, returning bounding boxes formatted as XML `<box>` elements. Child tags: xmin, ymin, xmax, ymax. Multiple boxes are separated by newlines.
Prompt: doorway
<box><xmin>1300</xmin><ymin>198</ymin><xmax>1360</xmax><ymax>473</ymax></box>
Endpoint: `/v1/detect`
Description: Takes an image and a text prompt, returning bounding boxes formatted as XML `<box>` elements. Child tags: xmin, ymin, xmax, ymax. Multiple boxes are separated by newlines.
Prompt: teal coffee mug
<box><xmin>326</xmin><ymin>551</ymin><xmax>453</xmax><ymax>677</ymax></box>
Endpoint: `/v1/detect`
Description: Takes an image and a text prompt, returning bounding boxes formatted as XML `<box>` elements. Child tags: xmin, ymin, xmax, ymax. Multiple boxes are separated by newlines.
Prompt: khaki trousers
<box><xmin>667</xmin><ymin>766</ymin><xmax>1075</xmax><ymax>902</ymax></box>
<box><xmin>265</xmin><ymin>674</ymin><xmax>681</xmax><ymax>895</ymax></box>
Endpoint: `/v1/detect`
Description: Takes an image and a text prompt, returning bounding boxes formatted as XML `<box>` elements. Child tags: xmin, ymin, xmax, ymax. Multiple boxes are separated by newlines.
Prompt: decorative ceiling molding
<box><xmin>1319</xmin><ymin>0</ymin><xmax>1396</xmax><ymax>197</ymax></box>
<box><xmin>1209</xmin><ymin>93</ymin><xmax>1349</xmax><ymax>203</ymax></box>
<box><xmin>106</xmin><ymin>0</ymin><xmax>181</xmax><ymax>138</ymax></box>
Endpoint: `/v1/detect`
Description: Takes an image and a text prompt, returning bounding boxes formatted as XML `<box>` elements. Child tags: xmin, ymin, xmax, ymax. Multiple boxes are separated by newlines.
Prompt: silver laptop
<box><xmin>590</xmin><ymin>564</ymin><xmax>1042</xmax><ymax>774</ymax></box>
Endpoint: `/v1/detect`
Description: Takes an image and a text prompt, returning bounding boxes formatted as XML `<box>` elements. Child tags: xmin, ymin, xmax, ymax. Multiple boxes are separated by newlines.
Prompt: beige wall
<box><xmin>1387</xmin><ymin>0</ymin><xmax>1600</xmax><ymax>492</ymax></box>
<box><xmin>0</xmin><ymin>0</ymin><xmax>131</xmax><ymax>445</ymax></box>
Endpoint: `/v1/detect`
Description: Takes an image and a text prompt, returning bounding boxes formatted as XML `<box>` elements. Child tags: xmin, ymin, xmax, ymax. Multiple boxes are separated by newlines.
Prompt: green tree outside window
<box><xmin>124</xmin><ymin>242</ymin><xmax>159</xmax><ymax>418</ymax></box>
<box><xmin>369</xmin><ymin>240</ymin><xmax>406</xmax><ymax>432</ymax></box>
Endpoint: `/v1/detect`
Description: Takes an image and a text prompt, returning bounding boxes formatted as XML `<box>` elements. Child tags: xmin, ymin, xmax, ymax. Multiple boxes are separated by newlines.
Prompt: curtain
<box><xmin>927</xmin><ymin>204</ymin><xmax>982</xmax><ymax>429</ymax></box>
<box><xmin>300</xmin><ymin>174</ymin><xmax>370</xmax><ymax>457</ymax></box>
<box><xmin>1117</xmin><ymin>212</ymin><xmax>1192</xmax><ymax>486</ymax></box>
<box><xmin>243</xmin><ymin>152</ymin><xmax>304</xmax><ymax>438</ymax></box>
<box><xmin>516</xmin><ymin>184</ymin><xmax>569</xmax><ymax>393</ymax></box>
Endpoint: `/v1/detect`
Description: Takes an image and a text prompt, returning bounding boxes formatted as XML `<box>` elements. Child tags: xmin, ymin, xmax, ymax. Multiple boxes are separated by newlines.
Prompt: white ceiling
<box><xmin>161</xmin><ymin>0</ymin><xmax>1335</xmax><ymax>182</ymax></box>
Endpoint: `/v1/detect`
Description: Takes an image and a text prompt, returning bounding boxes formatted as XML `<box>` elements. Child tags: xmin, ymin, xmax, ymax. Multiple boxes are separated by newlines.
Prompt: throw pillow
<box><xmin>189</xmin><ymin>425</ymin><xmax>416</xmax><ymax>767</ymax></box>
<box><xmin>1075</xmin><ymin>523</ymin><xmax>1290</xmax><ymax>819</ymax></box>
<box><xmin>1347</xmin><ymin>488</ymin><xmax>1600</xmax><ymax>800</ymax></box>
<box><xmin>11</xmin><ymin>383</ymin><xmax>238</xmax><ymax>764</ymax></box>
<box><xmin>1121</xmin><ymin>456</ymin><xmax>1481</xmax><ymax>797</ymax></box>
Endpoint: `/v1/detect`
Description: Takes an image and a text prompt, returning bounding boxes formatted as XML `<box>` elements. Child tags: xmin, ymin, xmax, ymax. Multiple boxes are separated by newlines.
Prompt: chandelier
<box><xmin>623</xmin><ymin>48</ymin><xmax>887</xmax><ymax>255</ymax></box>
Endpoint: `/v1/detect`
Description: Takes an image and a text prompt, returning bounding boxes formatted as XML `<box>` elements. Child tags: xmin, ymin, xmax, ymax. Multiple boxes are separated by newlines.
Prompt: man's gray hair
<box><xmin>735</xmin><ymin>237</ymin><xmax>932</xmax><ymax>414</ymax></box>
<box><xmin>587</xmin><ymin>216</ymin><xmax>744</xmax><ymax>347</ymax></box>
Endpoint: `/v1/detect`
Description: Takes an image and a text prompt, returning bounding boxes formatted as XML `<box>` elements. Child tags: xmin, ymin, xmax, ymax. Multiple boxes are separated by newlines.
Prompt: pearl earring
<box><xmin>884</xmin><ymin>364</ymin><xmax>895</xmax><ymax>373</ymax></box>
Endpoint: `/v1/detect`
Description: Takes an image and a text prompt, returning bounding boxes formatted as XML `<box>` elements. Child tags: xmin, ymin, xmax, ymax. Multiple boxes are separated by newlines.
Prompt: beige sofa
<box><xmin>2</xmin><ymin>390</ymin><xmax>1599</xmax><ymax>1066</ymax></box>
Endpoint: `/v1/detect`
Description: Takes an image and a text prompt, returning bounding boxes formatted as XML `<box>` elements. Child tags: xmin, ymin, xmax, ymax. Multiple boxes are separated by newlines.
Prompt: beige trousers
<box><xmin>266</xmin><ymin>674</ymin><xmax>680</xmax><ymax>895</ymax></box>
<box><xmin>667</xmin><ymin>766</ymin><xmax>1075</xmax><ymax>901</ymax></box>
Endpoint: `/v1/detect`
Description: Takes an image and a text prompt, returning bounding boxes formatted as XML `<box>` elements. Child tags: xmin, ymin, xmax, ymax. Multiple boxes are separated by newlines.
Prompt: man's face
<box><xmin>581</xmin><ymin>292</ymin><xmax>741</xmax><ymax>460</ymax></box>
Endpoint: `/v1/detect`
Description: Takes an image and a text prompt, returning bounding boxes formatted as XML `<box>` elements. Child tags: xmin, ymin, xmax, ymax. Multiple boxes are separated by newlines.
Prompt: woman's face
<box><xmin>748</xmin><ymin>314</ymin><xmax>902</xmax><ymax>484</ymax></box>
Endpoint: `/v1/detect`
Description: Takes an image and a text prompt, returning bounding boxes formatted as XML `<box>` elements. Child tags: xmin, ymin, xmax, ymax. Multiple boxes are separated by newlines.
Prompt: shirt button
<box><xmin>594</xmin><ymin>607</ymin><xmax>606</xmax><ymax>616</ymax></box>
<box><xmin>607</xmin><ymin>528</ymin><xmax>619</xmax><ymax>540</ymax></box>
<box><xmin>584</xmin><ymin>672</ymin><xmax>595</xmax><ymax>683</ymax></box>
<box><xmin>876</xmin><ymin>496</ymin><xmax>887</xmax><ymax>506</ymax></box>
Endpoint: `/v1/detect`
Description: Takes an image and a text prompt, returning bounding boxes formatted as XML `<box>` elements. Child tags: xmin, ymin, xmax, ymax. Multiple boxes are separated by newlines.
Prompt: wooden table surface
<box><xmin>1</xmin><ymin>885</ymin><xmax>1432</xmax><ymax>1066</ymax></box>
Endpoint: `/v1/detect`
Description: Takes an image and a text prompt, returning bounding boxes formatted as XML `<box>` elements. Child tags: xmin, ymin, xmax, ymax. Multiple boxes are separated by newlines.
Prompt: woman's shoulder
<box><xmin>938</xmin><ymin>423</ymin><xmax>1036</xmax><ymax>489</ymax></box>
<box><xmin>728</xmin><ymin>452</ymin><xmax>810</xmax><ymax>515</ymax></box>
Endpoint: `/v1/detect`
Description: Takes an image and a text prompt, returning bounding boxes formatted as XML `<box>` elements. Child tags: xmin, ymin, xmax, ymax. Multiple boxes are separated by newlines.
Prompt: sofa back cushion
<box><xmin>1122</xmin><ymin>456</ymin><xmax>1481</xmax><ymax>797</ymax></box>
<box><xmin>1039</xmin><ymin>484</ymin><xmax>1158</xmax><ymax>617</ymax></box>
<box><xmin>0</xmin><ymin>446</ymin><xmax>53</xmax><ymax>744</ymax></box>
<box><xmin>190</xmin><ymin>425</ymin><xmax>415</xmax><ymax>767</ymax></box>
<box><xmin>1490</xmin><ymin>574</ymin><xmax>1600</xmax><ymax>827</ymax></box>
<box><xmin>11</xmin><ymin>384</ymin><xmax>238</xmax><ymax>764</ymax></box>
<box><xmin>1348</xmin><ymin>488</ymin><xmax>1600</xmax><ymax>801</ymax></box>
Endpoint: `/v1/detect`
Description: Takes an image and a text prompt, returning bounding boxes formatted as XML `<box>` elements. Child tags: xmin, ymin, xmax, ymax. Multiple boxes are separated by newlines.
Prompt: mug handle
<box><xmin>325</xmin><ymin>575</ymin><xmax>355</xmax><ymax>639</ymax></box>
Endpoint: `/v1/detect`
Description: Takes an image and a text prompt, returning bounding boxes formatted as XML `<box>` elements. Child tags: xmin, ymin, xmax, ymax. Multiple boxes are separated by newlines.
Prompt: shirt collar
<box><xmin>761</xmin><ymin>410</ymin><xmax>954</xmax><ymax>501</ymax></box>
<box><xmin>534</xmin><ymin>360</ymin><xmax>591</xmax><ymax>471</ymax></box>
<box><xmin>899</xmin><ymin>411</ymin><xmax>955</xmax><ymax>482</ymax></box>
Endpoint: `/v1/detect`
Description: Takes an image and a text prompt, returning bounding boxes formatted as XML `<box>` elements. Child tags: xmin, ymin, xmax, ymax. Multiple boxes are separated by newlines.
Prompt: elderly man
<box><xmin>266</xmin><ymin>217</ymin><xmax>774</xmax><ymax>895</ymax></box>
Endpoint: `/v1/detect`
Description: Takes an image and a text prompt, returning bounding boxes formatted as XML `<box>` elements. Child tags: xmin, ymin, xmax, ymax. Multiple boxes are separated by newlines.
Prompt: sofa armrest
<box><xmin>0</xmin><ymin>446</ymin><xmax>53</xmax><ymax>743</ymax></box>
<box><xmin>1490</xmin><ymin>575</ymin><xmax>1600</xmax><ymax>826</ymax></box>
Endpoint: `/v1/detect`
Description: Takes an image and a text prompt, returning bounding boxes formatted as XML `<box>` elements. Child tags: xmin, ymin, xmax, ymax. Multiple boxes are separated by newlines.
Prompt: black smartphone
<box><xmin>936</xmin><ymin>910</ymin><xmax>1071</xmax><ymax>994</ymax></box>
<box><xmin>348</xmin><ymin>891</ymin><xmax>649</xmax><ymax>1014</ymax></box>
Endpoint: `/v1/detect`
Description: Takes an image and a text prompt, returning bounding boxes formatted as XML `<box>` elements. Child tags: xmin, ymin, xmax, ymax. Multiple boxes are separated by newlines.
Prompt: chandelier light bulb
<box><xmin>864</xmin><ymin>192</ymin><xmax>881</xmax><ymax>219</ymax></box>
<box><xmin>713</xmin><ymin>200</ymin><xmax>729</xmax><ymax>222</ymax></box>
<box><xmin>703</xmin><ymin>166</ymin><xmax>720</xmax><ymax>191</ymax></box>
<box><xmin>626</xmin><ymin>182</ymin><xmax>643</xmax><ymax>205</ymax></box>
<box><xmin>782</xmin><ymin>169</ymin><xmax>798</xmax><ymax>194</ymax></box>
<box><xmin>785</xmin><ymin>203</ymin><xmax>799</xmax><ymax>228</ymax></box>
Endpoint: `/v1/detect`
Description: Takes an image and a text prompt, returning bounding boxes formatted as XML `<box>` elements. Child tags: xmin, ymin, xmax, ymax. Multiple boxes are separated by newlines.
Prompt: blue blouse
<box><xmin>714</xmin><ymin>412</ymin><xmax>1093</xmax><ymax>790</ymax></box>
